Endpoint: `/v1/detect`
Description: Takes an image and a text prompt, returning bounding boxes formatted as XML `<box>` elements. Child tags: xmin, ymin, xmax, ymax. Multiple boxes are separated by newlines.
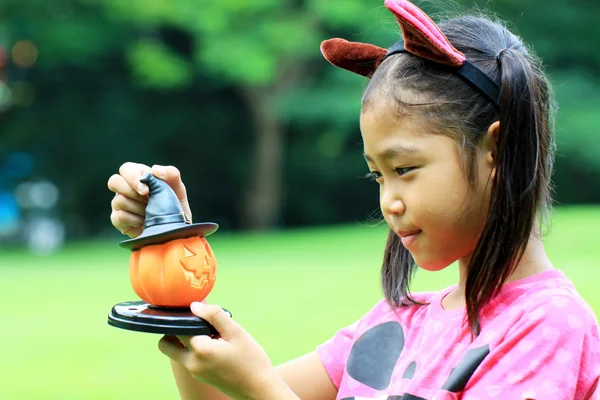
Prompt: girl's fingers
<box><xmin>177</xmin><ymin>335</ymin><xmax>192</xmax><ymax>349</ymax></box>
<box><xmin>177</xmin><ymin>334</ymin><xmax>214</xmax><ymax>354</ymax></box>
<box><xmin>110</xmin><ymin>209</ymin><xmax>144</xmax><ymax>235</ymax></box>
<box><xmin>111</xmin><ymin>193</ymin><xmax>147</xmax><ymax>217</ymax></box>
<box><xmin>107</xmin><ymin>173</ymin><xmax>148</xmax><ymax>203</ymax></box>
<box><xmin>108</xmin><ymin>165</ymin><xmax>149</xmax><ymax>237</ymax></box>
<box><xmin>158</xmin><ymin>335</ymin><xmax>190</xmax><ymax>364</ymax></box>
<box><xmin>121</xmin><ymin>225</ymin><xmax>144</xmax><ymax>238</ymax></box>
<box><xmin>190</xmin><ymin>303</ymin><xmax>238</xmax><ymax>340</ymax></box>
<box><xmin>175</xmin><ymin>304</ymin><xmax>236</xmax><ymax>357</ymax></box>
<box><xmin>119</xmin><ymin>162</ymin><xmax>152</xmax><ymax>196</ymax></box>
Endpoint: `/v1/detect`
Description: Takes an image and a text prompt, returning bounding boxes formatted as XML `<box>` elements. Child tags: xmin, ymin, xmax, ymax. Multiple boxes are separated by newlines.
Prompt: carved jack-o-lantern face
<box><xmin>129</xmin><ymin>236</ymin><xmax>217</xmax><ymax>307</ymax></box>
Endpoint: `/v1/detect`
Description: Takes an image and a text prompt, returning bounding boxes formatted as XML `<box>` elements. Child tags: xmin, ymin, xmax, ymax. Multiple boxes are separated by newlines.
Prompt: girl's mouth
<box><xmin>398</xmin><ymin>230</ymin><xmax>421</xmax><ymax>249</ymax></box>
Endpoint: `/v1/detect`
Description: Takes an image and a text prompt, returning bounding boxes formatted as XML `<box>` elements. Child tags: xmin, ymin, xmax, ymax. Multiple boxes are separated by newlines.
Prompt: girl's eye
<box><xmin>364</xmin><ymin>168</ymin><xmax>414</xmax><ymax>182</ymax></box>
<box><xmin>364</xmin><ymin>171</ymin><xmax>381</xmax><ymax>181</ymax></box>
<box><xmin>396</xmin><ymin>167</ymin><xmax>415</xmax><ymax>176</ymax></box>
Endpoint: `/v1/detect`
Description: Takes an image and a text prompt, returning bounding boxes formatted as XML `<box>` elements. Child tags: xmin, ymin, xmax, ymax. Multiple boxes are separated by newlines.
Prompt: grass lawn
<box><xmin>1</xmin><ymin>205</ymin><xmax>599</xmax><ymax>399</ymax></box>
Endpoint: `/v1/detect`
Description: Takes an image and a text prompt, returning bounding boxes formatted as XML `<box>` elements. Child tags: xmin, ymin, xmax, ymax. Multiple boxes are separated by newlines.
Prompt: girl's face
<box><xmin>360</xmin><ymin>97</ymin><xmax>495</xmax><ymax>271</ymax></box>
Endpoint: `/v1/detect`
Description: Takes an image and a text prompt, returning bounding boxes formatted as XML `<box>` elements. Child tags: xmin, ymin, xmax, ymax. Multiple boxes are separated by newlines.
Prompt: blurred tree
<box><xmin>1</xmin><ymin>0</ymin><xmax>599</xmax><ymax>239</ymax></box>
<box><xmin>99</xmin><ymin>0</ymin><xmax>600</xmax><ymax>228</ymax></box>
<box><xmin>97</xmin><ymin>0</ymin><xmax>393</xmax><ymax>230</ymax></box>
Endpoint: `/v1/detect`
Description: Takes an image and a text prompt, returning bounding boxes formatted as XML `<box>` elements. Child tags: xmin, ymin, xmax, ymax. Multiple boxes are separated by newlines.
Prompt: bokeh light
<box><xmin>11</xmin><ymin>40</ymin><xmax>38</xmax><ymax>68</ymax></box>
<box><xmin>15</xmin><ymin>180</ymin><xmax>60</xmax><ymax>210</ymax></box>
<box><xmin>25</xmin><ymin>216</ymin><xmax>65</xmax><ymax>254</ymax></box>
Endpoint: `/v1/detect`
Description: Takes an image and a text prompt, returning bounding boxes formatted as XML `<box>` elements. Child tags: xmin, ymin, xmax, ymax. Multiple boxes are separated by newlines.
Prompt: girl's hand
<box><xmin>158</xmin><ymin>303</ymin><xmax>298</xmax><ymax>400</ymax></box>
<box><xmin>107</xmin><ymin>162</ymin><xmax>191</xmax><ymax>238</ymax></box>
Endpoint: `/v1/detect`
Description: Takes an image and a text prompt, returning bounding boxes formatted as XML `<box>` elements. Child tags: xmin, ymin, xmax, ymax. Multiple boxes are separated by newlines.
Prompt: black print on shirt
<box><xmin>441</xmin><ymin>345</ymin><xmax>490</xmax><ymax>392</ymax></box>
<box><xmin>342</xmin><ymin>325</ymin><xmax>491</xmax><ymax>399</ymax></box>
<box><xmin>346</xmin><ymin>321</ymin><xmax>406</xmax><ymax>390</ymax></box>
<box><xmin>402</xmin><ymin>361</ymin><xmax>417</xmax><ymax>379</ymax></box>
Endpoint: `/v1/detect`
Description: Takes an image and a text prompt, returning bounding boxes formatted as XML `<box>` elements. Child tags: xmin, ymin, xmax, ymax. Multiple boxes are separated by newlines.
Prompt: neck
<box><xmin>446</xmin><ymin>232</ymin><xmax>554</xmax><ymax>309</ymax></box>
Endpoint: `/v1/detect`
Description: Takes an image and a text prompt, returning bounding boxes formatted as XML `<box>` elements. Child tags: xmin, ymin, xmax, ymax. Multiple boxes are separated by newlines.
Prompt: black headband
<box><xmin>383</xmin><ymin>40</ymin><xmax>501</xmax><ymax>108</ymax></box>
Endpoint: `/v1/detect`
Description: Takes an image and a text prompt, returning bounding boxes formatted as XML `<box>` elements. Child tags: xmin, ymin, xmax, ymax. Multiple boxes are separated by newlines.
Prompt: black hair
<box><xmin>364</xmin><ymin>15</ymin><xmax>556</xmax><ymax>337</ymax></box>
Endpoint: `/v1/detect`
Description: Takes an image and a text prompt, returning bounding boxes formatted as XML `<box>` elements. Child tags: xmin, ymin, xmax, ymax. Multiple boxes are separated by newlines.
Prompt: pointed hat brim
<box><xmin>119</xmin><ymin>222</ymin><xmax>218</xmax><ymax>251</ymax></box>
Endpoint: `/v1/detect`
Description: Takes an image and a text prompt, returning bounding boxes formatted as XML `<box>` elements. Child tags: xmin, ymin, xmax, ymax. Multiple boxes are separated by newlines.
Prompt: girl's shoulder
<box><xmin>478</xmin><ymin>269</ymin><xmax>600</xmax><ymax>372</ymax></box>
<box><xmin>493</xmin><ymin>268</ymin><xmax>599</xmax><ymax>333</ymax></box>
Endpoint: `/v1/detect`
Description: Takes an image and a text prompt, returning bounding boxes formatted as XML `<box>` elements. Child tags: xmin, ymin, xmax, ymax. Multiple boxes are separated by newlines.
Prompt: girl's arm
<box><xmin>276</xmin><ymin>351</ymin><xmax>339</xmax><ymax>400</ymax></box>
<box><xmin>171</xmin><ymin>359</ymin><xmax>229</xmax><ymax>400</ymax></box>
<box><xmin>170</xmin><ymin>351</ymin><xmax>337</xmax><ymax>400</ymax></box>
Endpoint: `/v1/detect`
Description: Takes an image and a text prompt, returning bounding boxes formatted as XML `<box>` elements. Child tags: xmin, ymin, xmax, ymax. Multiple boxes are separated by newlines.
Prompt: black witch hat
<box><xmin>119</xmin><ymin>173</ymin><xmax>218</xmax><ymax>251</ymax></box>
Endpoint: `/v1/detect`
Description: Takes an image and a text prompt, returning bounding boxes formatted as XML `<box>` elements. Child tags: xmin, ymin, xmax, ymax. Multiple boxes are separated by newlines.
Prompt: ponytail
<box><xmin>464</xmin><ymin>46</ymin><xmax>554</xmax><ymax>336</ymax></box>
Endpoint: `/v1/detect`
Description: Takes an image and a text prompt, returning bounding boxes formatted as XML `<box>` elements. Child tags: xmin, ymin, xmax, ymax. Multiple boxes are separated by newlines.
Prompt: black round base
<box><xmin>108</xmin><ymin>301</ymin><xmax>231</xmax><ymax>335</ymax></box>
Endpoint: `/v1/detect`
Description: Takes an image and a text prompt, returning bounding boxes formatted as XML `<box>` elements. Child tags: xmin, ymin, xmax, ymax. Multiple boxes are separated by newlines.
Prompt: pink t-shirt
<box><xmin>317</xmin><ymin>269</ymin><xmax>600</xmax><ymax>399</ymax></box>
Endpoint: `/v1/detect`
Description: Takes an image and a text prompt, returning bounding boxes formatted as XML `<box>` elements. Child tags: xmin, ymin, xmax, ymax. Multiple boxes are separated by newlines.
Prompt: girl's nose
<box><xmin>380</xmin><ymin>187</ymin><xmax>406</xmax><ymax>216</ymax></box>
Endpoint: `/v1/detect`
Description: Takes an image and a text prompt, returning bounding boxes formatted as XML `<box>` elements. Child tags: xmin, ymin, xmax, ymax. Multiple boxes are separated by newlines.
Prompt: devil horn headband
<box><xmin>320</xmin><ymin>0</ymin><xmax>500</xmax><ymax>107</ymax></box>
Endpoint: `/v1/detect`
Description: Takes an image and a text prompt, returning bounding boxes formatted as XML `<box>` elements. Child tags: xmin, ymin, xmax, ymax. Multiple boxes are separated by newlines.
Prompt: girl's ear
<box><xmin>483</xmin><ymin>121</ymin><xmax>500</xmax><ymax>179</ymax></box>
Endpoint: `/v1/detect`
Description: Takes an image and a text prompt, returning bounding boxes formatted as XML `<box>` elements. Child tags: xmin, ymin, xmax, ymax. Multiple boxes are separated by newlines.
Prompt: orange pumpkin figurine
<box><xmin>107</xmin><ymin>173</ymin><xmax>228</xmax><ymax>335</ymax></box>
<box><xmin>129</xmin><ymin>236</ymin><xmax>217</xmax><ymax>307</ymax></box>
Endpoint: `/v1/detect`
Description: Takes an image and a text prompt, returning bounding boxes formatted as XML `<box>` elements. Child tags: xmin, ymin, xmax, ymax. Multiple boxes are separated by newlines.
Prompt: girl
<box><xmin>108</xmin><ymin>0</ymin><xmax>600</xmax><ymax>399</ymax></box>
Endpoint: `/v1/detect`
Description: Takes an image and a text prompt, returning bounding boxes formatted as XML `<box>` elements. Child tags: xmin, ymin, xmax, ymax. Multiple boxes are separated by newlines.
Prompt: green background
<box><xmin>0</xmin><ymin>0</ymin><xmax>599</xmax><ymax>398</ymax></box>
<box><xmin>1</xmin><ymin>206</ymin><xmax>598</xmax><ymax>399</ymax></box>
